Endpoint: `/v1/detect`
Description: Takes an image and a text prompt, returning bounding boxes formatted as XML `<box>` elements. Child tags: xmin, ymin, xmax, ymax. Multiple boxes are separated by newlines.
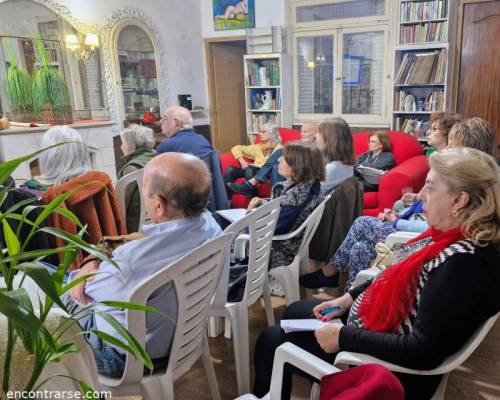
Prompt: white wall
<box><xmin>201</xmin><ymin>0</ymin><xmax>286</xmax><ymax>38</ymax></box>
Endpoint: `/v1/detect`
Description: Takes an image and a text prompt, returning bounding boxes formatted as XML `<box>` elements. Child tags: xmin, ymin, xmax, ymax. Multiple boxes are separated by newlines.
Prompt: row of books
<box><xmin>246</xmin><ymin>61</ymin><xmax>280</xmax><ymax>86</ymax></box>
<box><xmin>247</xmin><ymin>113</ymin><xmax>279</xmax><ymax>133</ymax></box>
<box><xmin>395</xmin><ymin>49</ymin><xmax>447</xmax><ymax>84</ymax></box>
<box><xmin>400</xmin><ymin>0</ymin><xmax>448</xmax><ymax>22</ymax></box>
<box><xmin>394</xmin><ymin>90</ymin><xmax>445</xmax><ymax>112</ymax></box>
<box><xmin>400</xmin><ymin>21</ymin><xmax>447</xmax><ymax>44</ymax></box>
<box><xmin>395</xmin><ymin>117</ymin><xmax>431</xmax><ymax>138</ymax></box>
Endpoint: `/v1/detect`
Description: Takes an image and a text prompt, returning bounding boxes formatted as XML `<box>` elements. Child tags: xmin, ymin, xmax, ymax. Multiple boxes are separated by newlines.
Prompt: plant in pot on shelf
<box><xmin>0</xmin><ymin>146</ymin><xmax>158</xmax><ymax>397</ymax></box>
<box><xmin>32</xmin><ymin>34</ymin><xmax>73</xmax><ymax>125</ymax></box>
<box><xmin>2</xmin><ymin>38</ymin><xmax>34</xmax><ymax>123</ymax></box>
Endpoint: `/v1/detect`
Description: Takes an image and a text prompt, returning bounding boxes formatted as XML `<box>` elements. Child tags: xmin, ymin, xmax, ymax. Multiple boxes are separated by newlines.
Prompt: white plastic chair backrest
<box><xmin>115</xmin><ymin>168</ymin><xmax>151</xmax><ymax>228</ymax></box>
<box><xmin>213</xmin><ymin>197</ymin><xmax>282</xmax><ymax>308</ymax></box>
<box><xmin>288</xmin><ymin>196</ymin><xmax>328</xmax><ymax>262</ymax></box>
<box><xmin>434</xmin><ymin>311</ymin><xmax>499</xmax><ymax>374</ymax></box>
<box><xmin>117</xmin><ymin>234</ymin><xmax>231</xmax><ymax>384</ymax></box>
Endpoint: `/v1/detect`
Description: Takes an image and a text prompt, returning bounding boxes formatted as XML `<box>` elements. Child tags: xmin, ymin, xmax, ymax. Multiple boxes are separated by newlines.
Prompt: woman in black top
<box><xmin>355</xmin><ymin>131</ymin><xmax>395</xmax><ymax>191</ymax></box>
<box><xmin>253</xmin><ymin>147</ymin><xmax>500</xmax><ymax>400</ymax></box>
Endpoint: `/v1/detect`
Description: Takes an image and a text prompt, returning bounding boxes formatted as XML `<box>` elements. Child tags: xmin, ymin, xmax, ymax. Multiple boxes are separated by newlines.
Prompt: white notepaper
<box><xmin>280</xmin><ymin>318</ymin><xmax>343</xmax><ymax>334</ymax></box>
<box><xmin>215</xmin><ymin>208</ymin><xmax>247</xmax><ymax>222</ymax></box>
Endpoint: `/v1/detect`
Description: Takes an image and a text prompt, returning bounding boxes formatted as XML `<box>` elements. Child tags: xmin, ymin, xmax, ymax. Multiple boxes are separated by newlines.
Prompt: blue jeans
<box><xmin>44</xmin><ymin>263</ymin><xmax>126</xmax><ymax>377</ymax></box>
<box><xmin>253</xmin><ymin>149</ymin><xmax>284</xmax><ymax>188</ymax></box>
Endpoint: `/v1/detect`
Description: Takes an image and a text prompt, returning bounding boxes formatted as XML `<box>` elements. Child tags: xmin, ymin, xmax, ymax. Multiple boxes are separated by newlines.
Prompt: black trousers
<box><xmin>253</xmin><ymin>300</ymin><xmax>334</xmax><ymax>398</ymax></box>
<box><xmin>253</xmin><ymin>300</ymin><xmax>442</xmax><ymax>400</ymax></box>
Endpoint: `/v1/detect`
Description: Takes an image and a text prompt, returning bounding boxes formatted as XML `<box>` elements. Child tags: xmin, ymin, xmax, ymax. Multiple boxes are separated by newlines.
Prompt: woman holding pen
<box><xmin>253</xmin><ymin>148</ymin><xmax>500</xmax><ymax>400</ymax></box>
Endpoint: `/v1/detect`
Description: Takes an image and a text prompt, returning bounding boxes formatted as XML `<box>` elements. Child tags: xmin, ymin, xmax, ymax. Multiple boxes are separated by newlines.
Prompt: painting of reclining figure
<box><xmin>213</xmin><ymin>0</ymin><xmax>255</xmax><ymax>31</ymax></box>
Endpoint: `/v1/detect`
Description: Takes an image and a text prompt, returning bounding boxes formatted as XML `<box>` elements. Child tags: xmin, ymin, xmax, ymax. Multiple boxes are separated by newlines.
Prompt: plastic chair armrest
<box><xmin>269</xmin><ymin>343</ymin><xmax>338</xmax><ymax>399</ymax></box>
<box><xmin>334</xmin><ymin>351</ymin><xmax>428</xmax><ymax>375</ymax></box>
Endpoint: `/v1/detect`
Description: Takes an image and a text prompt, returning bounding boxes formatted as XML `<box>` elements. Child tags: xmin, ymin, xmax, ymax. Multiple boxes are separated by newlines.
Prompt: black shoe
<box><xmin>299</xmin><ymin>269</ymin><xmax>339</xmax><ymax>289</ymax></box>
<box><xmin>228</xmin><ymin>182</ymin><xmax>257</xmax><ymax>197</ymax></box>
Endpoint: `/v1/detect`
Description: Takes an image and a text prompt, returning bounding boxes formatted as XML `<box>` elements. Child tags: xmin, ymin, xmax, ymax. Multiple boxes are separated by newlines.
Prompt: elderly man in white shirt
<box><xmin>63</xmin><ymin>152</ymin><xmax>222</xmax><ymax>377</ymax></box>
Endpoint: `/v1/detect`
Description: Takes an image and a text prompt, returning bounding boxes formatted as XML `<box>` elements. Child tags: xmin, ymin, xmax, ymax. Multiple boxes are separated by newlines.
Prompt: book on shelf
<box><xmin>400</xmin><ymin>21</ymin><xmax>447</xmax><ymax>44</ymax></box>
<box><xmin>248</xmin><ymin>113</ymin><xmax>278</xmax><ymax>133</ymax></box>
<box><xmin>395</xmin><ymin>49</ymin><xmax>447</xmax><ymax>85</ymax></box>
<box><xmin>397</xmin><ymin>117</ymin><xmax>430</xmax><ymax>138</ymax></box>
<box><xmin>400</xmin><ymin>0</ymin><xmax>448</xmax><ymax>22</ymax></box>
<box><xmin>246</xmin><ymin>60</ymin><xmax>280</xmax><ymax>86</ymax></box>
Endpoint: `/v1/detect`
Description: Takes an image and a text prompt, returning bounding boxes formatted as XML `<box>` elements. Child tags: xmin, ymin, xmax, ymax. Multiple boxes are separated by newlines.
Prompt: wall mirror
<box><xmin>0</xmin><ymin>0</ymin><xmax>109</xmax><ymax>122</ymax></box>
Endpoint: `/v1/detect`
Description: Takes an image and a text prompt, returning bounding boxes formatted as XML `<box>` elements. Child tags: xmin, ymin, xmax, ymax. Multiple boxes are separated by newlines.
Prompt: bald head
<box><xmin>160</xmin><ymin>106</ymin><xmax>194</xmax><ymax>137</ymax></box>
<box><xmin>300</xmin><ymin>122</ymin><xmax>318</xmax><ymax>142</ymax></box>
<box><xmin>144</xmin><ymin>152</ymin><xmax>211</xmax><ymax>219</ymax></box>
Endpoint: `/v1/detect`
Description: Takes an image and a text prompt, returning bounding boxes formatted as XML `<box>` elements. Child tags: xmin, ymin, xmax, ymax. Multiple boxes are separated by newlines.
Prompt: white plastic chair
<box><xmin>115</xmin><ymin>168</ymin><xmax>151</xmax><ymax>229</ymax></box>
<box><xmin>234</xmin><ymin>342</ymin><xmax>338</xmax><ymax>400</ymax></box>
<box><xmin>94</xmin><ymin>234</ymin><xmax>231</xmax><ymax>399</ymax></box>
<box><xmin>334</xmin><ymin>312</ymin><xmax>500</xmax><ymax>400</ymax></box>
<box><xmin>385</xmin><ymin>230</ymin><xmax>420</xmax><ymax>248</ymax></box>
<box><xmin>268</xmin><ymin>196</ymin><xmax>328</xmax><ymax>305</ymax></box>
<box><xmin>0</xmin><ymin>273</ymin><xmax>46</xmax><ymax>305</ymax></box>
<box><xmin>209</xmin><ymin>197</ymin><xmax>283</xmax><ymax>395</ymax></box>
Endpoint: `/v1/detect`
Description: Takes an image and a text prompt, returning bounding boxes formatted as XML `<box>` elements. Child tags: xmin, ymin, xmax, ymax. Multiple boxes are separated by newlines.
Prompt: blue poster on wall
<box><xmin>213</xmin><ymin>0</ymin><xmax>256</xmax><ymax>31</ymax></box>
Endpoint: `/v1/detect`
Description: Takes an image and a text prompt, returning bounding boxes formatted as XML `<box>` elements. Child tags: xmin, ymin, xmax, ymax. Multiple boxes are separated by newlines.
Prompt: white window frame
<box><xmin>289</xmin><ymin>0</ymin><xmax>394</xmax><ymax>126</ymax></box>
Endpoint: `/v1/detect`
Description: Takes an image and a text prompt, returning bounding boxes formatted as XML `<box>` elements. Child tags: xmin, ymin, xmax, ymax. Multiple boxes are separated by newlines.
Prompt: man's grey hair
<box><xmin>120</xmin><ymin>124</ymin><xmax>155</xmax><ymax>152</ymax></box>
<box><xmin>263</xmin><ymin>122</ymin><xmax>281</xmax><ymax>144</ymax></box>
<box><xmin>168</xmin><ymin>106</ymin><xmax>193</xmax><ymax>130</ymax></box>
<box><xmin>38</xmin><ymin>126</ymin><xmax>92</xmax><ymax>185</ymax></box>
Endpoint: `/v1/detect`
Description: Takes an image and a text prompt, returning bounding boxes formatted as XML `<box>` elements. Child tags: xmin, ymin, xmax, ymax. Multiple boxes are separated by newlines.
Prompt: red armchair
<box><xmin>353</xmin><ymin>131</ymin><xmax>429</xmax><ymax>217</ymax></box>
<box><xmin>220</xmin><ymin>128</ymin><xmax>301</xmax><ymax>208</ymax></box>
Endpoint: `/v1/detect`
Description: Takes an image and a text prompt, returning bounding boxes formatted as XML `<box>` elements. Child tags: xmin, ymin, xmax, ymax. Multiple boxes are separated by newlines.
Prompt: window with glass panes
<box><xmin>291</xmin><ymin>0</ymin><xmax>392</xmax><ymax>125</ymax></box>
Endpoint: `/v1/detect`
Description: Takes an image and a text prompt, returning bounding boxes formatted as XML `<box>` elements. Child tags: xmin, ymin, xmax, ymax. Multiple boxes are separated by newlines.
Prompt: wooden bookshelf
<box><xmin>243</xmin><ymin>53</ymin><xmax>290</xmax><ymax>141</ymax></box>
<box><xmin>392</xmin><ymin>0</ymin><xmax>455</xmax><ymax>139</ymax></box>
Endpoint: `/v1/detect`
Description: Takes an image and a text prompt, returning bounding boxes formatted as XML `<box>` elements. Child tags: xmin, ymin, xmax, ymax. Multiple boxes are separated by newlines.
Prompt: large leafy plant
<box><xmin>2</xmin><ymin>38</ymin><xmax>33</xmax><ymax>113</ymax></box>
<box><xmin>0</xmin><ymin>147</ymin><xmax>158</xmax><ymax>397</ymax></box>
<box><xmin>31</xmin><ymin>33</ymin><xmax>71</xmax><ymax>113</ymax></box>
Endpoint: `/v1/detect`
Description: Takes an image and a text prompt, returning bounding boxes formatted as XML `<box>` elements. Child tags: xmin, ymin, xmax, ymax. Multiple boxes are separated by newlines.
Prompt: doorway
<box><xmin>454</xmin><ymin>0</ymin><xmax>500</xmax><ymax>156</ymax></box>
<box><xmin>205</xmin><ymin>38</ymin><xmax>247</xmax><ymax>152</ymax></box>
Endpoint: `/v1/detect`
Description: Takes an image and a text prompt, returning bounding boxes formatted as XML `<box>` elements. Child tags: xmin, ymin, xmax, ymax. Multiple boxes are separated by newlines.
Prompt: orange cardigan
<box><xmin>42</xmin><ymin>171</ymin><xmax>126</xmax><ymax>268</ymax></box>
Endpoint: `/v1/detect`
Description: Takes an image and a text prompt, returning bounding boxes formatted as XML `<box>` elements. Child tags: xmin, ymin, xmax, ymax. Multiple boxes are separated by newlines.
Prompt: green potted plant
<box><xmin>2</xmin><ymin>38</ymin><xmax>33</xmax><ymax>122</ymax></box>
<box><xmin>0</xmin><ymin>147</ymin><xmax>156</xmax><ymax>397</ymax></box>
<box><xmin>32</xmin><ymin>33</ymin><xmax>73</xmax><ymax>125</ymax></box>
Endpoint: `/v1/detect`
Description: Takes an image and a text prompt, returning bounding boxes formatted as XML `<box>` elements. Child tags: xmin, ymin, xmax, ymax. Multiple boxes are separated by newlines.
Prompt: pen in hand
<box><xmin>321</xmin><ymin>306</ymin><xmax>342</xmax><ymax>315</ymax></box>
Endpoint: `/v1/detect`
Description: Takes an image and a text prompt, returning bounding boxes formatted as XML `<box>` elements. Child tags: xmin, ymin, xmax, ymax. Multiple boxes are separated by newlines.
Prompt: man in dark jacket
<box><xmin>157</xmin><ymin>106</ymin><xmax>213</xmax><ymax>158</ymax></box>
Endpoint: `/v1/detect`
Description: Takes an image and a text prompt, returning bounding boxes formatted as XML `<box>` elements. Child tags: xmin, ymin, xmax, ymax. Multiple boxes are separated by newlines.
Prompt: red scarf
<box><xmin>358</xmin><ymin>227</ymin><xmax>464</xmax><ymax>332</ymax></box>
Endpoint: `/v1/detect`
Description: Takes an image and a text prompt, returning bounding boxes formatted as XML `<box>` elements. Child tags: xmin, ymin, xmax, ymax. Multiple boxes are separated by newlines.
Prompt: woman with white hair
<box><xmin>226</xmin><ymin>122</ymin><xmax>283</xmax><ymax>197</ymax></box>
<box><xmin>21</xmin><ymin>125</ymin><xmax>91</xmax><ymax>196</ymax></box>
<box><xmin>118</xmin><ymin>124</ymin><xmax>157</xmax><ymax>232</ymax></box>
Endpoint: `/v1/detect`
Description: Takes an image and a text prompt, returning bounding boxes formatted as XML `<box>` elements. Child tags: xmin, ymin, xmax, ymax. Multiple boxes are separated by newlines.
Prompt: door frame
<box><xmin>204</xmin><ymin>36</ymin><xmax>246</xmax><ymax>149</ymax></box>
<box><xmin>451</xmin><ymin>0</ymin><xmax>497</xmax><ymax>111</ymax></box>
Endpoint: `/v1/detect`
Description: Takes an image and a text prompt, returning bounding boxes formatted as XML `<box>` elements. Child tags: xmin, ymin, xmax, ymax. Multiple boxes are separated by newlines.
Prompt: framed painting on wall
<box><xmin>213</xmin><ymin>0</ymin><xmax>255</xmax><ymax>31</ymax></box>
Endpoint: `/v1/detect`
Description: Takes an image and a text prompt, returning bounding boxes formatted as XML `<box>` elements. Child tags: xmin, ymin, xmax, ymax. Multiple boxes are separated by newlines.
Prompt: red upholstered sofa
<box><xmin>220</xmin><ymin>128</ymin><xmax>301</xmax><ymax>208</ymax></box>
<box><xmin>220</xmin><ymin>128</ymin><xmax>429</xmax><ymax>214</ymax></box>
<box><xmin>353</xmin><ymin>131</ymin><xmax>428</xmax><ymax>217</ymax></box>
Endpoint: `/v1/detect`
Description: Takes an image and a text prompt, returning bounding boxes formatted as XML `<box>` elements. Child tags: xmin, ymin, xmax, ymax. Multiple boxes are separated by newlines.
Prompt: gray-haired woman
<box><xmin>21</xmin><ymin>125</ymin><xmax>92</xmax><ymax>196</ymax></box>
<box><xmin>118</xmin><ymin>124</ymin><xmax>157</xmax><ymax>232</ymax></box>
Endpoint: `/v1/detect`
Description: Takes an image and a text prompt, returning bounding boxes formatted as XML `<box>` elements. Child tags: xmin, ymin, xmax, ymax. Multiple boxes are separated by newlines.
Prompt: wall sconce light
<box><xmin>307</xmin><ymin>61</ymin><xmax>315</xmax><ymax>70</ymax></box>
<box><xmin>64</xmin><ymin>33</ymin><xmax>99</xmax><ymax>62</ymax></box>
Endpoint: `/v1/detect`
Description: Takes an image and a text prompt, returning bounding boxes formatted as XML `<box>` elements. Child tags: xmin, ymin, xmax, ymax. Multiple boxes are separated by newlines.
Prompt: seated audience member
<box><xmin>226</xmin><ymin>123</ymin><xmax>282</xmax><ymax>196</ymax></box>
<box><xmin>446</xmin><ymin>117</ymin><xmax>495</xmax><ymax>156</ymax></box>
<box><xmin>393</xmin><ymin>112</ymin><xmax>462</xmax><ymax>211</ymax></box>
<box><xmin>57</xmin><ymin>152</ymin><xmax>221</xmax><ymax>377</ymax></box>
<box><xmin>254</xmin><ymin>147</ymin><xmax>500</xmax><ymax>400</ymax></box>
<box><xmin>314</xmin><ymin>118</ymin><xmax>354</xmax><ymax>194</ymax></box>
<box><xmin>247</xmin><ymin>142</ymin><xmax>325</xmax><ymax>295</ymax></box>
<box><xmin>118</xmin><ymin>124</ymin><xmax>157</xmax><ymax>233</ymax></box>
<box><xmin>300</xmin><ymin>202</ymin><xmax>427</xmax><ymax>290</ymax></box>
<box><xmin>228</xmin><ymin>122</ymin><xmax>319</xmax><ymax>197</ymax></box>
<box><xmin>425</xmin><ymin>112</ymin><xmax>462</xmax><ymax>155</ymax></box>
<box><xmin>354</xmin><ymin>131</ymin><xmax>395</xmax><ymax>192</ymax></box>
<box><xmin>21</xmin><ymin>126</ymin><xmax>91</xmax><ymax>196</ymax></box>
<box><xmin>157</xmin><ymin>106</ymin><xmax>213</xmax><ymax>158</ymax></box>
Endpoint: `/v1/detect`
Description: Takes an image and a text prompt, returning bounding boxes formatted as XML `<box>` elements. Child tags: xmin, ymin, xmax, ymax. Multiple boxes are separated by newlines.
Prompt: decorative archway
<box><xmin>102</xmin><ymin>7</ymin><xmax>169</xmax><ymax>131</ymax></box>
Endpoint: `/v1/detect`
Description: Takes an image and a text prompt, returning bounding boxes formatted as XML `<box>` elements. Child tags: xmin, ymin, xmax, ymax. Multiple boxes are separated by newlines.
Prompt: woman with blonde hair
<box><xmin>254</xmin><ymin>147</ymin><xmax>500</xmax><ymax>399</ymax></box>
<box><xmin>447</xmin><ymin>117</ymin><xmax>495</xmax><ymax>156</ymax></box>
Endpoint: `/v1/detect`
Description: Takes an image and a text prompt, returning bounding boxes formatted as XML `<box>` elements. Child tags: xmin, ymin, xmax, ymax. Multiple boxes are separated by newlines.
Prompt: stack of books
<box><xmin>400</xmin><ymin>21</ymin><xmax>447</xmax><ymax>44</ymax></box>
<box><xmin>395</xmin><ymin>49</ymin><xmax>447</xmax><ymax>84</ymax></box>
